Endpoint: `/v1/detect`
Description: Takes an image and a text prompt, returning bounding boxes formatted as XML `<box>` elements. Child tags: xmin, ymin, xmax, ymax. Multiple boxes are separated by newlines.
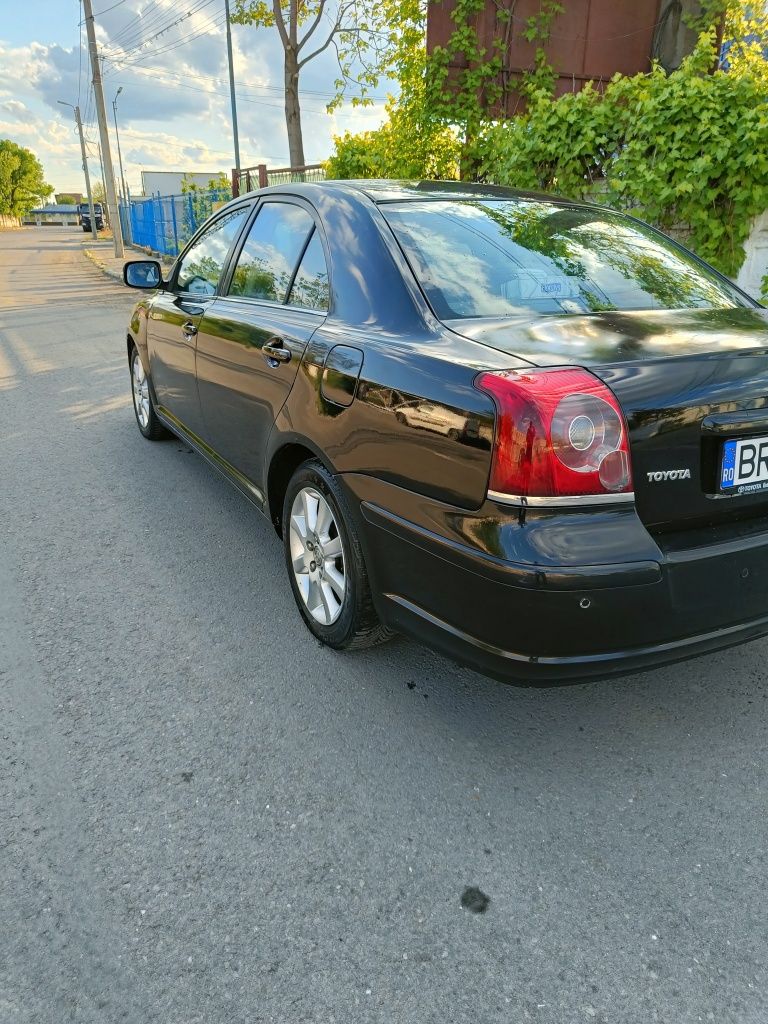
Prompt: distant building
<box><xmin>140</xmin><ymin>170</ymin><xmax>224</xmax><ymax>197</ymax></box>
<box><xmin>23</xmin><ymin>204</ymin><xmax>80</xmax><ymax>226</ymax></box>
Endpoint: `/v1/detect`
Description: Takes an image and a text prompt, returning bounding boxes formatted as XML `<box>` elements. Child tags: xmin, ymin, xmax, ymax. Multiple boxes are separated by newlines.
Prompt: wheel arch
<box><xmin>267</xmin><ymin>438</ymin><xmax>336</xmax><ymax>537</ymax></box>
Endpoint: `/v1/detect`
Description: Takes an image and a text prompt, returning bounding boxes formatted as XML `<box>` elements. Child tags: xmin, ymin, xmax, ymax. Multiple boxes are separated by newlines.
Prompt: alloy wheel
<box><xmin>132</xmin><ymin>352</ymin><xmax>150</xmax><ymax>430</ymax></box>
<box><xmin>289</xmin><ymin>486</ymin><xmax>347</xmax><ymax>625</ymax></box>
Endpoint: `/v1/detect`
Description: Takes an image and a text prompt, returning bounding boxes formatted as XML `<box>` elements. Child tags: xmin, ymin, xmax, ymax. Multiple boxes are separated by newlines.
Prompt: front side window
<box><xmin>287</xmin><ymin>230</ymin><xmax>330</xmax><ymax>310</ymax></box>
<box><xmin>176</xmin><ymin>207</ymin><xmax>248</xmax><ymax>296</ymax></box>
<box><xmin>382</xmin><ymin>199</ymin><xmax>746</xmax><ymax>319</ymax></box>
<box><xmin>228</xmin><ymin>202</ymin><xmax>314</xmax><ymax>303</ymax></box>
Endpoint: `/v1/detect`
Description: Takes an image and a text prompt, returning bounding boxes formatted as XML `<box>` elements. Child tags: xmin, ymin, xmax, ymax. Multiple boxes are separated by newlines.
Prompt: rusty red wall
<box><xmin>427</xmin><ymin>0</ymin><xmax>663</xmax><ymax>112</ymax></box>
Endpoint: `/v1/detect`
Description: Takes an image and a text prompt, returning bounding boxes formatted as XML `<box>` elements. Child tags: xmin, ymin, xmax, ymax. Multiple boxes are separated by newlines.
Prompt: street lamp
<box><xmin>57</xmin><ymin>99</ymin><xmax>98</xmax><ymax>240</ymax></box>
<box><xmin>112</xmin><ymin>86</ymin><xmax>131</xmax><ymax>243</ymax></box>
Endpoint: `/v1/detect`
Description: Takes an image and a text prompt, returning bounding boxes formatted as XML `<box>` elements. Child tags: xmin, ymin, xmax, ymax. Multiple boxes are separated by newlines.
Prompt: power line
<box><xmin>102</xmin><ymin>59</ymin><xmax>386</xmax><ymax>120</ymax></box>
<box><xmin>81</xmin><ymin>81</ymin><xmax>94</xmax><ymax>129</ymax></box>
<box><xmin>105</xmin><ymin>11</ymin><xmax>227</xmax><ymax>65</ymax></box>
<box><xmin>103</xmin><ymin>13</ymin><xmax>223</xmax><ymax>68</ymax></box>
<box><xmin>108</xmin><ymin>0</ymin><xmax>163</xmax><ymax>47</ymax></box>
<box><xmin>92</xmin><ymin>0</ymin><xmax>133</xmax><ymax>15</ymax></box>
<box><xmin>102</xmin><ymin>54</ymin><xmax>389</xmax><ymax>103</ymax></box>
<box><xmin>108</xmin><ymin>0</ymin><xmax>182</xmax><ymax>48</ymax></box>
<box><xmin>105</xmin><ymin>0</ymin><xmax>216</xmax><ymax>57</ymax></box>
<box><xmin>103</xmin><ymin>61</ymin><xmax>296</xmax><ymax>110</ymax></box>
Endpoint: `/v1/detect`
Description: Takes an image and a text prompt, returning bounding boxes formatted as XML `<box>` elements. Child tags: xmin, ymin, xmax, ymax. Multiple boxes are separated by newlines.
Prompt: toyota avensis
<box><xmin>123</xmin><ymin>180</ymin><xmax>768</xmax><ymax>683</ymax></box>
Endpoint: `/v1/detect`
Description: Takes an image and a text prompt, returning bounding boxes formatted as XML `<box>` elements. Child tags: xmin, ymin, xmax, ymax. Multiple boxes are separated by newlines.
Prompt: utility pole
<box><xmin>58</xmin><ymin>100</ymin><xmax>97</xmax><ymax>241</ymax></box>
<box><xmin>82</xmin><ymin>0</ymin><xmax>123</xmax><ymax>257</ymax></box>
<box><xmin>224</xmin><ymin>0</ymin><xmax>241</xmax><ymax>181</ymax></box>
<box><xmin>112</xmin><ymin>86</ymin><xmax>131</xmax><ymax>243</ymax></box>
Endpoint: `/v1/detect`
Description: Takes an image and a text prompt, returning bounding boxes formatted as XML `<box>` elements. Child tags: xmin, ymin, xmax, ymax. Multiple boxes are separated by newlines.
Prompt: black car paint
<box><xmin>451</xmin><ymin>307</ymin><xmax>768</xmax><ymax>529</ymax></box>
<box><xmin>126</xmin><ymin>180</ymin><xmax>768</xmax><ymax>683</ymax></box>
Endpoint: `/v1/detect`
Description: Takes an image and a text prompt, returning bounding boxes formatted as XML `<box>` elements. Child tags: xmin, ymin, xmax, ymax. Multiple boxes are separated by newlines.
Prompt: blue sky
<box><xmin>0</xmin><ymin>0</ymin><xmax>388</xmax><ymax>195</ymax></box>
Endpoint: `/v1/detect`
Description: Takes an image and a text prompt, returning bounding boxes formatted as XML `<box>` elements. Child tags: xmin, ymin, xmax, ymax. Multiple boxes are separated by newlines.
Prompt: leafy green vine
<box><xmin>476</xmin><ymin>31</ymin><xmax>768</xmax><ymax>278</ymax></box>
<box><xmin>327</xmin><ymin>2</ymin><xmax>768</xmax><ymax>283</ymax></box>
<box><xmin>425</xmin><ymin>0</ymin><xmax>564</xmax><ymax>146</ymax></box>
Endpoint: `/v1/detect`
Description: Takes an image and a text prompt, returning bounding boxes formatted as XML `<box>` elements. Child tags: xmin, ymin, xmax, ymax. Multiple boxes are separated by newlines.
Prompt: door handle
<box><xmin>263</xmin><ymin>338</ymin><xmax>292</xmax><ymax>365</ymax></box>
<box><xmin>182</xmin><ymin>321</ymin><xmax>198</xmax><ymax>338</ymax></box>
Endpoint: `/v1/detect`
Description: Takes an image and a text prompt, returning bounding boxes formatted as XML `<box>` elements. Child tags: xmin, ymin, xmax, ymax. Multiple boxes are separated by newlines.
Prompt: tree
<box><xmin>325</xmin><ymin>0</ymin><xmax>461</xmax><ymax>178</ymax></box>
<box><xmin>0</xmin><ymin>140</ymin><xmax>52</xmax><ymax>217</ymax></box>
<box><xmin>721</xmin><ymin>0</ymin><xmax>768</xmax><ymax>86</ymax></box>
<box><xmin>56</xmin><ymin>193</ymin><xmax>79</xmax><ymax>204</ymax></box>
<box><xmin>180</xmin><ymin>173</ymin><xmax>234</xmax><ymax>237</ymax></box>
<box><xmin>180</xmin><ymin>172</ymin><xmax>232</xmax><ymax>198</ymax></box>
<box><xmin>231</xmin><ymin>0</ymin><xmax>409</xmax><ymax>168</ymax></box>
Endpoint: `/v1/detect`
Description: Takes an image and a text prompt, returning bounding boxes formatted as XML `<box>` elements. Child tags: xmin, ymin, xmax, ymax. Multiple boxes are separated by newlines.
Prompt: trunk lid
<box><xmin>449</xmin><ymin>307</ymin><xmax>768</xmax><ymax>530</ymax></box>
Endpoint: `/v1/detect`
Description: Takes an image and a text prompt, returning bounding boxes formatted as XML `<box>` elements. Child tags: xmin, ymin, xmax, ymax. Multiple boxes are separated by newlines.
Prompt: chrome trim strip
<box><xmin>487</xmin><ymin>489</ymin><xmax>635</xmax><ymax>508</ymax></box>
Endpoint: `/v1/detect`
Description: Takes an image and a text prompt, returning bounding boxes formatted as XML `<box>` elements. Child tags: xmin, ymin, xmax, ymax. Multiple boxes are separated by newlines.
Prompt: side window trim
<box><xmin>284</xmin><ymin>229</ymin><xmax>330</xmax><ymax>313</ymax></box>
<box><xmin>217</xmin><ymin>198</ymin><xmax>263</xmax><ymax>296</ymax></box>
<box><xmin>171</xmin><ymin>201</ymin><xmax>255</xmax><ymax>297</ymax></box>
<box><xmin>283</xmin><ymin>226</ymin><xmax>315</xmax><ymax>307</ymax></box>
<box><xmin>220</xmin><ymin>194</ymin><xmax>331</xmax><ymax>312</ymax></box>
<box><xmin>220</xmin><ymin>293</ymin><xmax>327</xmax><ymax>317</ymax></box>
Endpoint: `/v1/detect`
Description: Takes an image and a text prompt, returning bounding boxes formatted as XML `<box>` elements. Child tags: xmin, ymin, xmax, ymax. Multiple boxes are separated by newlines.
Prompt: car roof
<box><xmin>244</xmin><ymin>179</ymin><xmax>578</xmax><ymax>206</ymax></box>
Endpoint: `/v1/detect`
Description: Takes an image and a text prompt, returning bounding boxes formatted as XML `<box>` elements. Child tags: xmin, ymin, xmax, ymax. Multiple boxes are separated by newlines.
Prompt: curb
<box><xmin>83</xmin><ymin>246</ymin><xmax>123</xmax><ymax>281</ymax></box>
<box><xmin>83</xmin><ymin>243</ymin><xmax>175</xmax><ymax>283</ymax></box>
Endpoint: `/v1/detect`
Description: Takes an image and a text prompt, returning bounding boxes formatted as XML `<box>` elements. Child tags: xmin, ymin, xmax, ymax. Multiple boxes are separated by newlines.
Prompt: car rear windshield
<box><xmin>381</xmin><ymin>199</ymin><xmax>746</xmax><ymax>319</ymax></box>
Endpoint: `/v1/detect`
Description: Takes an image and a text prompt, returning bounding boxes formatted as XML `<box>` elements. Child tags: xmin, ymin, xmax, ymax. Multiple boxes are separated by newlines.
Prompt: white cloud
<box><xmin>0</xmin><ymin>0</ymin><xmax>389</xmax><ymax>194</ymax></box>
<box><xmin>1</xmin><ymin>99</ymin><xmax>30</xmax><ymax>118</ymax></box>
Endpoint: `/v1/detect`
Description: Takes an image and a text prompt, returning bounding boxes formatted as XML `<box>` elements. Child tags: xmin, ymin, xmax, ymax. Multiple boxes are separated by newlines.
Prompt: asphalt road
<box><xmin>2</xmin><ymin>227</ymin><xmax>768</xmax><ymax>1024</ymax></box>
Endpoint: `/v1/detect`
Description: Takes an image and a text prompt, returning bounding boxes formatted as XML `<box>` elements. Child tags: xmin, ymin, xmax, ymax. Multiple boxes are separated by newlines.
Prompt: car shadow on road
<box><xmin>117</xmin><ymin>407</ymin><xmax>768</xmax><ymax>783</ymax></box>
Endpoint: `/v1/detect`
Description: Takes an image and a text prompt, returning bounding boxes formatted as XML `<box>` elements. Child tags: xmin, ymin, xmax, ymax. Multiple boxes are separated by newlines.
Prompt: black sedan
<box><xmin>123</xmin><ymin>180</ymin><xmax>768</xmax><ymax>682</ymax></box>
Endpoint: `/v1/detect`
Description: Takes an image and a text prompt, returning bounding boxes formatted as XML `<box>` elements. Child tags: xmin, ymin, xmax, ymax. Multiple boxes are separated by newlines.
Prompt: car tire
<box><xmin>130</xmin><ymin>345</ymin><xmax>168</xmax><ymax>440</ymax></box>
<box><xmin>282</xmin><ymin>460</ymin><xmax>393</xmax><ymax>651</ymax></box>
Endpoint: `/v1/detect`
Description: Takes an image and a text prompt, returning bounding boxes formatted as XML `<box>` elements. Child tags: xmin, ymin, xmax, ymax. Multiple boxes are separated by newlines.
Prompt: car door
<box><xmin>147</xmin><ymin>205</ymin><xmax>250</xmax><ymax>438</ymax></box>
<box><xmin>195</xmin><ymin>199</ymin><xmax>330</xmax><ymax>492</ymax></box>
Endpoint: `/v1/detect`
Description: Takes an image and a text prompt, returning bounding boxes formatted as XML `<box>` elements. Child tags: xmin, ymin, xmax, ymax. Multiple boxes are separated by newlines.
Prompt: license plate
<box><xmin>721</xmin><ymin>436</ymin><xmax>768</xmax><ymax>494</ymax></box>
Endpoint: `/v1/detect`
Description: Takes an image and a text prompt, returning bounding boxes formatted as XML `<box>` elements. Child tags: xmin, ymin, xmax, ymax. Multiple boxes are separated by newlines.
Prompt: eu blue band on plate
<box><xmin>721</xmin><ymin>439</ymin><xmax>737</xmax><ymax>488</ymax></box>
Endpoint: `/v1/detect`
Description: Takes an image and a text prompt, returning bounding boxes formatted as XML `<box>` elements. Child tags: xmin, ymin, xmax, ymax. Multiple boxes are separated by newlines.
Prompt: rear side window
<box><xmin>382</xmin><ymin>199</ymin><xmax>745</xmax><ymax>319</ymax></box>
<box><xmin>228</xmin><ymin>202</ymin><xmax>314</xmax><ymax>302</ymax></box>
<box><xmin>287</xmin><ymin>231</ymin><xmax>329</xmax><ymax>310</ymax></box>
<box><xmin>176</xmin><ymin>207</ymin><xmax>248</xmax><ymax>296</ymax></box>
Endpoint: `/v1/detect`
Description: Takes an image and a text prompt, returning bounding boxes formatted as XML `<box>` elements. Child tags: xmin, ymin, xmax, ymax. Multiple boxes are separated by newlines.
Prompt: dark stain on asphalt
<box><xmin>181</xmin><ymin>771</ymin><xmax>194</xmax><ymax>783</ymax></box>
<box><xmin>407</xmin><ymin>682</ymin><xmax>416</xmax><ymax>690</ymax></box>
<box><xmin>461</xmin><ymin>887</ymin><xmax>490</xmax><ymax>914</ymax></box>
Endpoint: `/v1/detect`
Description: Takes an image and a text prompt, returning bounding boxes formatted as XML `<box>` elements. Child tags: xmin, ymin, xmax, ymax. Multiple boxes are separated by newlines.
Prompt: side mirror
<box><xmin>124</xmin><ymin>260</ymin><xmax>163</xmax><ymax>289</ymax></box>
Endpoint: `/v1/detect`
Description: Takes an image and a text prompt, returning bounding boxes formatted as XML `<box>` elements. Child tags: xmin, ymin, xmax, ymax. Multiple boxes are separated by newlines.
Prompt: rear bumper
<box><xmin>346</xmin><ymin>479</ymin><xmax>768</xmax><ymax>684</ymax></box>
<box><xmin>381</xmin><ymin>588</ymin><xmax>768</xmax><ymax>684</ymax></box>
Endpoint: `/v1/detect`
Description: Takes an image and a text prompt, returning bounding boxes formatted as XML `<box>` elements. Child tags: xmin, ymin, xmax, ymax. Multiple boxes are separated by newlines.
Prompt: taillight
<box><xmin>475</xmin><ymin>367</ymin><xmax>633</xmax><ymax>502</ymax></box>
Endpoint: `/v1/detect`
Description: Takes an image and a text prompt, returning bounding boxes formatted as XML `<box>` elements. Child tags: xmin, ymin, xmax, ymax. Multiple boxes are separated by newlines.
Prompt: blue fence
<box><xmin>127</xmin><ymin>188</ymin><xmax>231</xmax><ymax>257</ymax></box>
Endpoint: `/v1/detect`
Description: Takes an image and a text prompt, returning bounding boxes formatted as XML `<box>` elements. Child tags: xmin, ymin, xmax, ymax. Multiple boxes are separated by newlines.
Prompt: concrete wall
<box><xmin>0</xmin><ymin>214</ymin><xmax>21</xmax><ymax>229</ymax></box>
<box><xmin>736</xmin><ymin>212</ymin><xmax>768</xmax><ymax>301</ymax></box>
